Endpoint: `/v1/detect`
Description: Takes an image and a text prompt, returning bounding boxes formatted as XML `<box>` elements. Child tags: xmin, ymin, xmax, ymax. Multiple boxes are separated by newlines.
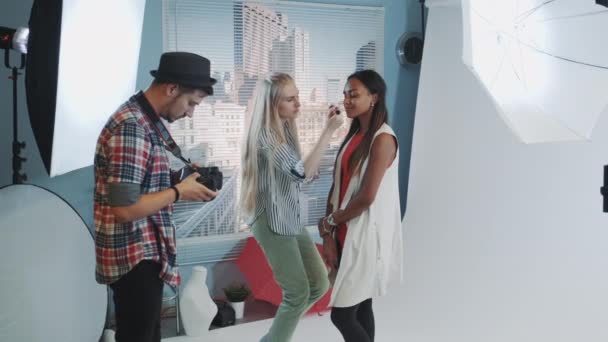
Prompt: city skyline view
<box><xmin>163</xmin><ymin>0</ymin><xmax>384</xmax><ymax>100</ymax></box>
<box><xmin>163</xmin><ymin>0</ymin><xmax>385</xmax><ymax>236</ymax></box>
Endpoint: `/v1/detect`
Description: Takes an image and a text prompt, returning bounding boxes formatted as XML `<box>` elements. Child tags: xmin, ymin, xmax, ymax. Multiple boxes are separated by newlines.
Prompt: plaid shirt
<box><xmin>94</xmin><ymin>92</ymin><xmax>180</xmax><ymax>286</ymax></box>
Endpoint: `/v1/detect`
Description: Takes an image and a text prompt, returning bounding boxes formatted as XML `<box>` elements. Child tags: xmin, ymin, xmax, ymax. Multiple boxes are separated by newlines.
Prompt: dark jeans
<box><xmin>110</xmin><ymin>260</ymin><xmax>164</xmax><ymax>342</ymax></box>
<box><xmin>330</xmin><ymin>298</ymin><xmax>375</xmax><ymax>342</ymax></box>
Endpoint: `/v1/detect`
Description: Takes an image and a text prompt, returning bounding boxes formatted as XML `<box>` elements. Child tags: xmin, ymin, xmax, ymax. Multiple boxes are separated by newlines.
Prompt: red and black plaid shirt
<box><xmin>94</xmin><ymin>92</ymin><xmax>180</xmax><ymax>286</ymax></box>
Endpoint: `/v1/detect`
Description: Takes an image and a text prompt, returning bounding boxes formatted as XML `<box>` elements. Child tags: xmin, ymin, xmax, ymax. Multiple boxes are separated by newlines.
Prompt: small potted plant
<box><xmin>223</xmin><ymin>283</ymin><xmax>251</xmax><ymax>319</ymax></box>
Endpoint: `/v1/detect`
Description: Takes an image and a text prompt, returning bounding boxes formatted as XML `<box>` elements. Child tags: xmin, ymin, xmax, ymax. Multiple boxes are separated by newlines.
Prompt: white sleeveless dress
<box><xmin>329</xmin><ymin>123</ymin><xmax>404</xmax><ymax>308</ymax></box>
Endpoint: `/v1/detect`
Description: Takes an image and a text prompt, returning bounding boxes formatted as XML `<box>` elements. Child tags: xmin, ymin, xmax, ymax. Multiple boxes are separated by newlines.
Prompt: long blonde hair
<box><xmin>240</xmin><ymin>73</ymin><xmax>301</xmax><ymax>216</ymax></box>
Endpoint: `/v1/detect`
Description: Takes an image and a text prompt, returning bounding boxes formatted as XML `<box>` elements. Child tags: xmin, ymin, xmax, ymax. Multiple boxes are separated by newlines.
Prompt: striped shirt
<box><xmin>247</xmin><ymin>123</ymin><xmax>309</xmax><ymax>236</ymax></box>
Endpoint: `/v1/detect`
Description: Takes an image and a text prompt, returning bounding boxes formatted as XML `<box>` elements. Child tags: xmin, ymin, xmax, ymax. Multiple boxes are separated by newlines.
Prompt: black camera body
<box><xmin>180</xmin><ymin>165</ymin><xmax>223</xmax><ymax>192</ymax></box>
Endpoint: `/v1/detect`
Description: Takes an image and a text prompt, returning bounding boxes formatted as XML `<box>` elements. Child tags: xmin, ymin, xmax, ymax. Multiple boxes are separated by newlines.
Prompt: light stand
<box><xmin>420</xmin><ymin>0</ymin><xmax>426</xmax><ymax>40</ymax></box>
<box><xmin>4</xmin><ymin>43</ymin><xmax>27</xmax><ymax>184</ymax></box>
<box><xmin>2</xmin><ymin>26</ymin><xmax>28</xmax><ymax>184</ymax></box>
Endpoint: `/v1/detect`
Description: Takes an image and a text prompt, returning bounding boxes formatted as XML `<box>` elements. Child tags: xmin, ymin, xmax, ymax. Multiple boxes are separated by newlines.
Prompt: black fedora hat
<box><xmin>150</xmin><ymin>52</ymin><xmax>217</xmax><ymax>95</ymax></box>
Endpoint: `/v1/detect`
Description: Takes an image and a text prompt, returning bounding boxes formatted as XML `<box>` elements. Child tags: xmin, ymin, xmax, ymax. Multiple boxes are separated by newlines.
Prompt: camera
<box><xmin>180</xmin><ymin>166</ymin><xmax>223</xmax><ymax>192</ymax></box>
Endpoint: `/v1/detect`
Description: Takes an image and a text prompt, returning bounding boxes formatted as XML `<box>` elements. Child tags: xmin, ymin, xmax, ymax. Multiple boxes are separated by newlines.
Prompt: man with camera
<box><xmin>94</xmin><ymin>52</ymin><xmax>217</xmax><ymax>342</ymax></box>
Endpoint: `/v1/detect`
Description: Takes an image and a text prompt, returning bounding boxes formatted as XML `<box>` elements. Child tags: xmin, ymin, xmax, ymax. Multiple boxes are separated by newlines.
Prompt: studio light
<box><xmin>0</xmin><ymin>26</ymin><xmax>29</xmax><ymax>54</ymax></box>
<box><xmin>3</xmin><ymin>0</ymin><xmax>145</xmax><ymax>178</ymax></box>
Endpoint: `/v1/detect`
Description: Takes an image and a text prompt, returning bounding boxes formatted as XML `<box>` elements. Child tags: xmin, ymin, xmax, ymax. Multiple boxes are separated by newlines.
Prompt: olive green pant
<box><xmin>252</xmin><ymin>212</ymin><xmax>330</xmax><ymax>342</ymax></box>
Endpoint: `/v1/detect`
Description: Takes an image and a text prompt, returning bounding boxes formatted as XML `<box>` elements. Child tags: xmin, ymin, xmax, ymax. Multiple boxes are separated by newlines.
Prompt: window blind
<box><xmin>162</xmin><ymin>0</ymin><xmax>384</xmax><ymax>240</ymax></box>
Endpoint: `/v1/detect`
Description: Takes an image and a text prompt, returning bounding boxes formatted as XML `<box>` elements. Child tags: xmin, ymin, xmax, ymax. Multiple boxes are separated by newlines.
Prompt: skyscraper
<box><xmin>356</xmin><ymin>40</ymin><xmax>377</xmax><ymax>72</ymax></box>
<box><xmin>292</xmin><ymin>27</ymin><xmax>311</xmax><ymax>103</ymax></box>
<box><xmin>269</xmin><ymin>27</ymin><xmax>311</xmax><ymax>103</ymax></box>
<box><xmin>234</xmin><ymin>2</ymin><xmax>288</xmax><ymax>76</ymax></box>
<box><xmin>234</xmin><ymin>2</ymin><xmax>288</xmax><ymax>105</ymax></box>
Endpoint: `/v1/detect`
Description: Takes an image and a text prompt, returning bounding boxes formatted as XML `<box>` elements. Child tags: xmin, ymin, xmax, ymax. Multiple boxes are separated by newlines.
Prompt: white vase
<box><xmin>100</xmin><ymin>329</ymin><xmax>115</xmax><ymax>342</ymax></box>
<box><xmin>179</xmin><ymin>266</ymin><xmax>218</xmax><ymax>337</ymax></box>
<box><xmin>230</xmin><ymin>301</ymin><xmax>245</xmax><ymax>320</ymax></box>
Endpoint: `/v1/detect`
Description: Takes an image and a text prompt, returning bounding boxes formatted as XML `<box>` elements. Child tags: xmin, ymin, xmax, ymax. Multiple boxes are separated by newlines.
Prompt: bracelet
<box><xmin>170</xmin><ymin>186</ymin><xmax>180</xmax><ymax>203</ymax></box>
<box><xmin>326</xmin><ymin>213</ymin><xmax>337</xmax><ymax>226</ymax></box>
<box><xmin>319</xmin><ymin>218</ymin><xmax>334</xmax><ymax>238</ymax></box>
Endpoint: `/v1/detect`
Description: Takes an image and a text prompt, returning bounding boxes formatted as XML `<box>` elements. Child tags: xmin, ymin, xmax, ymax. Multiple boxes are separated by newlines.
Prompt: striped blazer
<box><xmin>246</xmin><ymin>123</ymin><xmax>309</xmax><ymax>235</ymax></box>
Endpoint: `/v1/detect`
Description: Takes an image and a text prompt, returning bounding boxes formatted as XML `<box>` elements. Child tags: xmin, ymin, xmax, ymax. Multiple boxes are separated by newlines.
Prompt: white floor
<box><xmin>163</xmin><ymin>295</ymin><xmax>402</xmax><ymax>342</ymax></box>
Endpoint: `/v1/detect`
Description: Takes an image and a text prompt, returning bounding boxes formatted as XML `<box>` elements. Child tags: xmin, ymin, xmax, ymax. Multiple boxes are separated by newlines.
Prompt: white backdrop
<box><xmin>399</xmin><ymin>2</ymin><xmax>608</xmax><ymax>341</ymax></box>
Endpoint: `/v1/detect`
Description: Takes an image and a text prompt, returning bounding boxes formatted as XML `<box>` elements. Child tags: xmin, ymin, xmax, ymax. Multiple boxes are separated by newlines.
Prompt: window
<box><xmin>163</xmin><ymin>0</ymin><xmax>384</xmax><ymax>241</ymax></box>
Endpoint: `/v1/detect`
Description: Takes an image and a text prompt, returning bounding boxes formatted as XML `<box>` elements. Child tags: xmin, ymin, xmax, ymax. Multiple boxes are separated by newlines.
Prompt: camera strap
<box><xmin>134</xmin><ymin>91</ymin><xmax>191</xmax><ymax>166</ymax></box>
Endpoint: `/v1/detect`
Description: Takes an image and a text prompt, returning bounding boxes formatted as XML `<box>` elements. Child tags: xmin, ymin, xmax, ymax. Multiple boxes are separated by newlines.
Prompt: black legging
<box><xmin>330</xmin><ymin>298</ymin><xmax>374</xmax><ymax>342</ymax></box>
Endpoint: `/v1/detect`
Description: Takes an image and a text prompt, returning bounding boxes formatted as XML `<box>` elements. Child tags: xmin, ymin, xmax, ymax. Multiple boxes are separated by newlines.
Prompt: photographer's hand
<box><xmin>171</xmin><ymin>162</ymin><xmax>201</xmax><ymax>184</ymax></box>
<box><xmin>175</xmin><ymin>173</ymin><xmax>218</xmax><ymax>202</ymax></box>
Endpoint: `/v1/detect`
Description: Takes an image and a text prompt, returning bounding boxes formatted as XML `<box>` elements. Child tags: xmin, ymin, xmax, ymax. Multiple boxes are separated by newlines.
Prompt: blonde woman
<box><xmin>318</xmin><ymin>70</ymin><xmax>403</xmax><ymax>342</ymax></box>
<box><xmin>240</xmin><ymin>72</ymin><xmax>343</xmax><ymax>342</ymax></box>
